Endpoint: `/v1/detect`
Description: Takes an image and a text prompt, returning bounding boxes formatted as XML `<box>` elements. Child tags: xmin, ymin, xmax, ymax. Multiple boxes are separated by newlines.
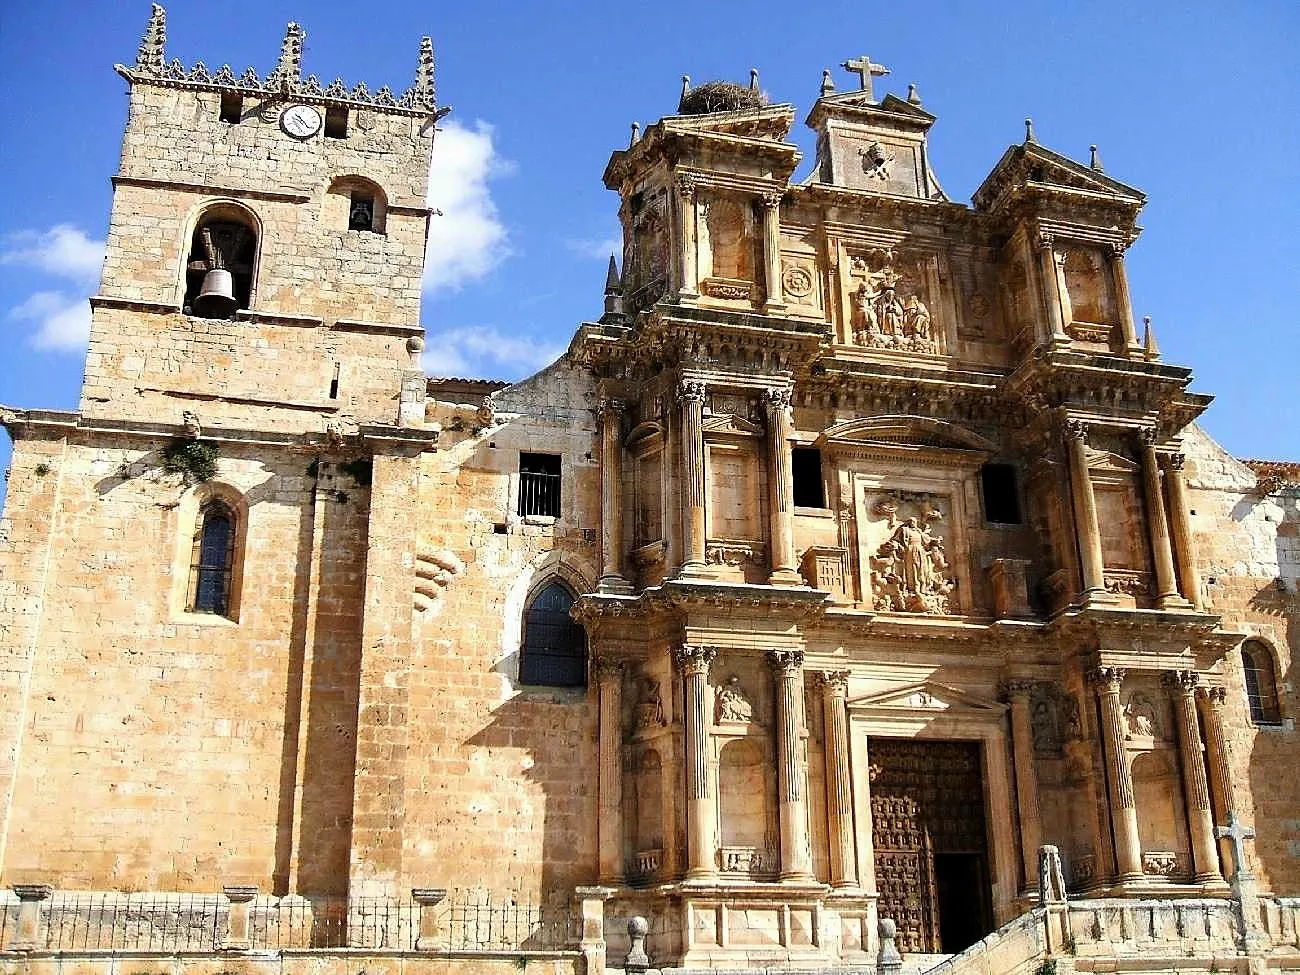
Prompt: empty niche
<box><xmin>325</xmin><ymin>176</ymin><xmax>388</xmax><ymax>234</ymax></box>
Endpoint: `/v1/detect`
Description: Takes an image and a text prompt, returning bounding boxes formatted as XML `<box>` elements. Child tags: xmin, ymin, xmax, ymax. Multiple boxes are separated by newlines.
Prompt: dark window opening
<box><xmin>519</xmin><ymin>582</ymin><xmax>586</xmax><ymax>687</ymax></box>
<box><xmin>219</xmin><ymin>92</ymin><xmax>243</xmax><ymax>124</ymax></box>
<box><xmin>183</xmin><ymin>218</ymin><xmax>256</xmax><ymax>318</ymax></box>
<box><xmin>324</xmin><ymin>106</ymin><xmax>348</xmax><ymax>139</ymax></box>
<box><xmin>792</xmin><ymin>447</ymin><xmax>826</xmax><ymax>508</ymax></box>
<box><xmin>1242</xmin><ymin>643</ymin><xmax>1282</xmax><ymax>725</ymax></box>
<box><xmin>348</xmin><ymin>193</ymin><xmax>376</xmax><ymax>232</ymax></box>
<box><xmin>980</xmin><ymin>463</ymin><xmax>1022</xmax><ymax>524</ymax></box>
<box><xmin>519</xmin><ymin>453</ymin><xmax>561</xmax><ymax>517</ymax></box>
<box><xmin>328</xmin><ymin>362</ymin><xmax>340</xmax><ymax>399</ymax></box>
<box><xmin>189</xmin><ymin>501</ymin><xmax>236</xmax><ymax>616</ymax></box>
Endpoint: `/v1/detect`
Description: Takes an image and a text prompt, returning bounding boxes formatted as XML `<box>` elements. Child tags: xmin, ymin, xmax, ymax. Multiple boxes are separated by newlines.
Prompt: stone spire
<box><xmin>1143</xmin><ymin>316</ymin><xmax>1160</xmax><ymax>360</ymax></box>
<box><xmin>1024</xmin><ymin>117</ymin><xmax>1037</xmax><ymax>144</ymax></box>
<box><xmin>602</xmin><ymin>256</ymin><xmax>624</xmax><ymax>320</ymax></box>
<box><xmin>820</xmin><ymin>69</ymin><xmax>835</xmax><ymax>97</ymax></box>
<box><xmin>406</xmin><ymin>36</ymin><xmax>436</xmax><ymax>110</ymax></box>
<box><xmin>267</xmin><ymin>22</ymin><xmax>305</xmax><ymax>90</ymax></box>
<box><xmin>135</xmin><ymin>4</ymin><xmax>166</xmax><ymax>74</ymax></box>
<box><xmin>1090</xmin><ymin>144</ymin><xmax>1105</xmax><ymax>172</ymax></box>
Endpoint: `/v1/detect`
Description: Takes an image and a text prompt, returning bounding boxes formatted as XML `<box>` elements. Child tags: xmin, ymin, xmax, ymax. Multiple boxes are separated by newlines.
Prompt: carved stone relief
<box><xmin>1123</xmin><ymin>691</ymin><xmax>1164</xmax><ymax>741</ymax></box>
<box><xmin>1062</xmin><ymin>247</ymin><xmax>1116</xmax><ymax>330</ymax></box>
<box><xmin>848</xmin><ymin>250</ymin><xmax>938</xmax><ymax>354</ymax></box>
<box><xmin>633</xmin><ymin>672</ymin><xmax>666</xmax><ymax>731</ymax></box>
<box><xmin>867</xmin><ymin>493</ymin><xmax>955</xmax><ymax>614</ymax></box>
<box><xmin>715</xmin><ymin>676</ymin><xmax>755</xmax><ymax>724</ymax></box>
<box><xmin>1029</xmin><ymin>682</ymin><xmax>1082</xmax><ymax>757</ymax></box>
<box><xmin>627</xmin><ymin>190</ymin><xmax>668</xmax><ymax>313</ymax></box>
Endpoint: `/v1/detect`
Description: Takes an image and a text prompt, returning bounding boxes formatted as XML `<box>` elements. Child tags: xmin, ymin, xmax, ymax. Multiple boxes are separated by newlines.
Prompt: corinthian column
<box><xmin>676</xmin><ymin>175</ymin><xmax>699</xmax><ymax>299</ymax></box>
<box><xmin>594</xmin><ymin>657</ymin><xmax>624</xmax><ymax>885</ymax></box>
<box><xmin>1165</xmin><ymin>452</ymin><xmax>1203</xmax><ymax>609</ymax></box>
<box><xmin>1004</xmin><ymin>680</ymin><xmax>1044</xmax><ymax>893</ymax></box>
<box><xmin>1163</xmin><ymin>671</ymin><xmax>1222</xmax><ymax>883</ymax></box>
<box><xmin>819</xmin><ymin>671</ymin><xmax>858</xmax><ymax>888</ymax></box>
<box><xmin>1088</xmin><ymin>667</ymin><xmax>1142</xmax><ymax>882</ymax></box>
<box><xmin>1139</xmin><ymin>428</ymin><xmax>1190</xmax><ymax>609</ymax></box>
<box><xmin>675</xmin><ymin>644</ymin><xmax>717</xmax><ymax>880</ymax></box>
<box><xmin>1036</xmin><ymin>233</ymin><xmax>1070</xmax><ymax>345</ymax></box>
<box><xmin>1064</xmin><ymin>420</ymin><xmax>1109</xmax><ymax>601</ymax></box>
<box><xmin>1197</xmin><ymin>685</ymin><xmax>1235</xmax><ymax>869</ymax></box>
<box><xmin>761</xmin><ymin>191</ymin><xmax>786</xmax><ymax>312</ymax></box>
<box><xmin>763</xmin><ymin>388</ymin><xmax>802</xmax><ymax>586</ymax></box>
<box><xmin>1109</xmin><ymin>243</ymin><xmax>1141</xmax><ymax>352</ymax></box>
<box><xmin>597</xmin><ymin>398</ymin><xmax>633</xmax><ymax>594</ymax></box>
<box><xmin>677</xmin><ymin>380</ymin><xmax>708</xmax><ymax>577</ymax></box>
<box><xmin>770</xmin><ymin>650</ymin><xmax>812</xmax><ymax>880</ymax></box>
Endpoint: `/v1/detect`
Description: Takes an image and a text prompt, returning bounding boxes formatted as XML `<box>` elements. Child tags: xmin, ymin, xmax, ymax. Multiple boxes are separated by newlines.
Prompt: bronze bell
<box><xmin>193</xmin><ymin>268</ymin><xmax>237</xmax><ymax>318</ymax></box>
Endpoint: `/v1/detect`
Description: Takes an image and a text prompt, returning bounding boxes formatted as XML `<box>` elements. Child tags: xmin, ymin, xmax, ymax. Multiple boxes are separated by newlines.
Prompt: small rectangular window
<box><xmin>519</xmin><ymin>453</ymin><xmax>561</xmax><ymax>517</ymax></box>
<box><xmin>219</xmin><ymin>92</ymin><xmax>243</xmax><ymax>124</ymax></box>
<box><xmin>792</xmin><ymin>447</ymin><xmax>826</xmax><ymax>508</ymax></box>
<box><xmin>324</xmin><ymin>106</ymin><xmax>348</xmax><ymax>139</ymax></box>
<box><xmin>328</xmin><ymin>362</ymin><xmax>340</xmax><ymax>399</ymax></box>
<box><xmin>981</xmin><ymin>463</ymin><xmax>1022</xmax><ymax>524</ymax></box>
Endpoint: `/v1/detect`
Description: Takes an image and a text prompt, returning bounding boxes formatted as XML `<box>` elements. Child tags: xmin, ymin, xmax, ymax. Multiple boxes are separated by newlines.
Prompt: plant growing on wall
<box><xmin>161</xmin><ymin>438</ymin><xmax>219</xmax><ymax>484</ymax></box>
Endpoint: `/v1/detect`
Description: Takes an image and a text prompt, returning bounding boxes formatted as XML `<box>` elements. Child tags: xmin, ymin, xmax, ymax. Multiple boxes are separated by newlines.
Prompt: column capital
<box><xmin>1108</xmin><ymin>240</ymin><xmax>1128</xmax><ymax>259</ymax></box>
<box><xmin>767</xmin><ymin>648</ymin><xmax>805</xmax><ymax>675</ymax></box>
<box><xmin>1002</xmin><ymin>678</ymin><xmax>1036</xmax><ymax>702</ymax></box>
<box><xmin>1086</xmin><ymin>666</ymin><xmax>1126</xmax><ymax>693</ymax></box>
<box><xmin>1063</xmin><ymin>418</ymin><xmax>1090</xmax><ymax>443</ymax></box>
<box><xmin>674</xmin><ymin>643</ymin><xmax>716</xmax><ymax>675</ymax></box>
<box><xmin>1138</xmin><ymin>425</ymin><xmax>1161</xmax><ymax>447</ymax></box>
<box><xmin>597</xmin><ymin>396</ymin><xmax>625</xmax><ymax>420</ymax></box>
<box><xmin>1035</xmin><ymin>231</ymin><xmax>1056</xmax><ymax>253</ymax></box>
<box><xmin>817</xmin><ymin>669</ymin><xmax>850</xmax><ymax>696</ymax></box>
<box><xmin>12</xmin><ymin>884</ymin><xmax>53</xmax><ymax>902</ymax></box>
<box><xmin>1162</xmin><ymin>669</ymin><xmax>1199</xmax><ymax>696</ymax></box>
<box><xmin>593</xmin><ymin>656</ymin><xmax>624</xmax><ymax>682</ymax></box>
<box><xmin>676</xmin><ymin>379</ymin><xmax>707</xmax><ymax>405</ymax></box>
<box><xmin>762</xmin><ymin>387</ymin><xmax>793</xmax><ymax>413</ymax></box>
<box><xmin>675</xmin><ymin>173</ymin><xmax>697</xmax><ymax>200</ymax></box>
<box><xmin>760</xmin><ymin>190</ymin><xmax>784</xmax><ymax>210</ymax></box>
<box><xmin>1197</xmin><ymin>684</ymin><xmax>1228</xmax><ymax>708</ymax></box>
<box><xmin>1167</xmin><ymin>451</ymin><xmax>1187</xmax><ymax>472</ymax></box>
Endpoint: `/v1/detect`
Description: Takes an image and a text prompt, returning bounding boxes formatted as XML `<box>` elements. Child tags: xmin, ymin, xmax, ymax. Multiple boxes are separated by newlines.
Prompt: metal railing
<box><xmin>443</xmin><ymin>895</ymin><xmax>573</xmax><ymax>951</ymax></box>
<box><xmin>518</xmin><ymin>470</ymin><xmax>561</xmax><ymax>518</ymax></box>
<box><xmin>1</xmin><ymin>893</ymin><xmax>224</xmax><ymax>952</ymax></box>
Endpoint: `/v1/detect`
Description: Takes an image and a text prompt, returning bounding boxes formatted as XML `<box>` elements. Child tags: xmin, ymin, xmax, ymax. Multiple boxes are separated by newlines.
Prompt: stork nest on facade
<box><xmin>678</xmin><ymin>81</ymin><xmax>767</xmax><ymax>115</ymax></box>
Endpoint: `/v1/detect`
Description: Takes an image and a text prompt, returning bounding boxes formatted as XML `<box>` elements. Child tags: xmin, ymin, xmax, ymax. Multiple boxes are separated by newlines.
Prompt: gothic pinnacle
<box><xmin>410</xmin><ymin>36</ymin><xmax>436</xmax><ymax>109</ymax></box>
<box><xmin>1143</xmin><ymin>316</ymin><xmax>1160</xmax><ymax>360</ymax></box>
<box><xmin>1090</xmin><ymin>144</ymin><xmax>1104</xmax><ymax>172</ymax></box>
<box><xmin>136</xmin><ymin>3</ymin><xmax>166</xmax><ymax>74</ymax></box>
<box><xmin>270</xmin><ymin>21</ymin><xmax>305</xmax><ymax>90</ymax></box>
<box><xmin>604</xmin><ymin>255</ymin><xmax>621</xmax><ymax>294</ymax></box>
<box><xmin>1024</xmin><ymin>117</ymin><xmax>1037</xmax><ymax>144</ymax></box>
<box><xmin>679</xmin><ymin>75</ymin><xmax>691</xmax><ymax>111</ymax></box>
<box><xmin>820</xmin><ymin>69</ymin><xmax>835</xmax><ymax>97</ymax></box>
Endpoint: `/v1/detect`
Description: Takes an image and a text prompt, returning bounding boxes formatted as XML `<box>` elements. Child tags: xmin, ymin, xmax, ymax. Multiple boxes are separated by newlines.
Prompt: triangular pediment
<box><xmin>820</xmin><ymin>415</ymin><xmax>995</xmax><ymax>453</ymax></box>
<box><xmin>848</xmin><ymin>680</ymin><xmax>1005</xmax><ymax>713</ymax></box>
<box><xmin>1086</xmin><ymin>447</ymin><xmax>1139</xmax><ymax>474</ymax></box>
<box><xmin>974</xmin><ymin>142</ymin><xmax>1145</xmax><ymax>214</ymax></box>
<box><xmin>703</xmin><ymin>412</ymin><xmax>763</xmax><ymax>438</ymax></box>
<box><xmin>663</xmin><ymin>104</ymin><xmax>797</xmax><ymax>143</ymax></box>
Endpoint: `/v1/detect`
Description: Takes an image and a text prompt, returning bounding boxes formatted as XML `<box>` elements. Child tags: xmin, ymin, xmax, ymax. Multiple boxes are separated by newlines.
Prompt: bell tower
<box><xmin>83</xmin><ymin>5</ymin><xmax>449</xmax><ymax>433</ymax></box>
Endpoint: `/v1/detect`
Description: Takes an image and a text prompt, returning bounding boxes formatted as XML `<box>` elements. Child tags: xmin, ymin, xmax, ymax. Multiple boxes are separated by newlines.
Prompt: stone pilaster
<box><xmin>1163</xmin><ymin>670</ymin><xmax>1222</xmax><ymax>883</ymax></box>
<box><xmin>1165</xmin><ymin>452</ymin><xmax>1203</xmax><ymax>609</ymax></box>
<box><xmin>675</xmin><ymin>644</ymin><xmax>717</xmax><ymax>880</ymax></box>
<box><xmin>1109</xmin><ymin>243</ymin><xmax>1142</xmax><ymax>352</ymax></box>
<box><xmin>595</xmin><ymin>657</ymin><xmax>625</xmax><ymax>885</ymax></box>
<box><xmin>818</xmin><ymin>670</ymin><xmax>858</xmax><ymax>888</ymax></box>
<box><xmin>761</xmin><ymin>191</ymin><xmax>786</xmax><ymax>312</ymax></box>
<box><xmin>1064</xmin><ymin>420</ymin><xmax>1110</xmax><ymax>602</ymax></box>
<box><xmin>677</xmin><ymin>380</ymin><xmax>708</xmax><ymax>577</ymax></box>
<box><xmin>763</xmin><ymin>388</ymin><xmax>802</xmax><ymax>586</ymax></box>
<box><xmin>221</xmin><ymin>885</ymin><xmax>258</xmax><ymax>950</ymax></box>
<box><xmin>1036</xmin><ymin>233</ymin><xmax>1069</xmax><ymax>345</ymax></box>
<box><xmin>11</xmin><ymin>884</ymin><xmax>52</xmax><ymax>950</ymax></box>
<box><xmin>412</xmin><ymin>888</ymin><xmax>448</xmax><ymax>950</ymax></box>
<box><xmin>770</xmin><ymin>649</ymin><xmax>812</xmax><ymax>880</ymax></box>
<box><xmin>597</xmin><ymin>399</ymin><xmax>633</xmax><ymax>594</ymax></box>
<box><xmin>1139</xmin><ymin>429</ymin><xmax>1190</xmax><ymax>609</ymax></box>
<box><xmin>1004</xmin><ymin>680</ymin><xmax>1044</xmax><ymax>893</ymax></box>
<box><xmin>1197</xmin><ymin>685</ymin><xmax>1236</xmax><ymax>868</ymax></box>
<box><xmin>1088</xmin><ymin>667</ymin><xmax>1143</xmax><ymax>883</ymax></box>
<box><xmin>676</xmin><ymin>175</ymin><xmax>699</xmax><ymax>299</ymax></box>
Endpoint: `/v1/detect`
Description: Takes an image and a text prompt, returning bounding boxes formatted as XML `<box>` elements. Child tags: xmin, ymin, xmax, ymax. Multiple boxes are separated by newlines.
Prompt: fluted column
<box><xmin>1065</xmin><ymin>419</ymin><xmax>1109</xmax><ymax>600</ymax></box>
<box><xmin>1197</xmin><ymin>686</ymin><xmax>1235</xmax><ymax>871</ymax></box>
<box><xmin>675</xmin><ymin>644</ymin><xmax>717</xmax><ymax>880</ymax></box>
<box><xmin>595</xmin><ymin>657</ymin><xmax>624</xmax><ymax>885</ymax></box>
<box><xmin>819</xmin><ymin>671</ymin><xmax>858</xmax><ymax>888</ymax></box>
<box><xmin>1088</xmin><ymin>667</ymin><xmax>1143</xmax><ymax>882</ymax></box>
<box><xmin>1005</xmin><ymin>680</ymin><xmax>1044</xmax><ymax>893</ymax></box>
<box><xmin>1036</xmin><ymin>233</ymin><xmax>1070</xmax><ymax>345</ymax></box>
<box><xmin>676</xmin><ymin>175</ymin><xmax>698</xmax><ymax>298</ymax></box>
<box><xmin>761</xmin><ymin>191</ymin><xmax>786</xmax><ymax>312</ymax></box>
<box><xmin>770</xmin><ymin>649</ymin><xmax>813</xmax><ymax>880</ymax></box>
<box><xmin>1109</xmin><ymin>243</ymin><xmax>1141</xmax><ymax>352</ymax></box>
<box><xmin>677</xmin><ymin>380</ymin><xmax>708</xmax><ymax>577</ymax></box>
<box><xmin>1165</xmin><ymin>452</ymin><xmax>1203</xmax><ymax>609</ymax></box>
<box><xmin>1139</xmin><ymin>429</ymin><xmax>1189</xmax><ymax>609</ymax></box>
<box><xmin>763</xmin><ymin>388</ymin><xmax>802</xmax><ymax>586</ymax></box>
<box><xmin>1163</xmin><ymin>670</ymin><xmax>1222</xmax><ymax>883</ymax></box>
<box><xmin>597</xmin><ymin>399</ymin><xmax>633</xmax><ymax>594</ymax></box>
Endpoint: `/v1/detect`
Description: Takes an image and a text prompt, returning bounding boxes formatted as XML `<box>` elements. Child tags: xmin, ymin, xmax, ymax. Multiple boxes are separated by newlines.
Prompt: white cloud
<box><xmin>422</xmin><ymin>326</ymin><xmax>562</xmax><ymax>380</ymax></box>
<box><xmin>423</xmin><ymin>121</ymin><xmax>513</xmax><ymax>292</ymax></box>
<box><xmin>8</xmin><ymin>290</ymin><xmax>91</xmax><ymax>351</ymax></box>
<box><xmin>1</xmin><ymin>224</ymin><xmax>104</xmax><ymax>282</ymax></box>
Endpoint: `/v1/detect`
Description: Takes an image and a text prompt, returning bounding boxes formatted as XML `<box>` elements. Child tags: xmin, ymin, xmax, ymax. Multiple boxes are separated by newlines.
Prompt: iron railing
<box><xmin>518</xmin><ymin>470</ymin><xmax>561</xmax><ymax>518</ymax></box>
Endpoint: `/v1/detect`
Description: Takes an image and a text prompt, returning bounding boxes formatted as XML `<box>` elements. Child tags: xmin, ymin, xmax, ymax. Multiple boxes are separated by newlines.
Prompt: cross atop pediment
<box><xmin>841</xmin><ymin>54</ymin><xmax>891</xmax><ymax>101</ymax></box>
<box><xmin>1215</xmin><ymin>809</ymin><xmax>1256</xmax><ymax>880</ymax></box>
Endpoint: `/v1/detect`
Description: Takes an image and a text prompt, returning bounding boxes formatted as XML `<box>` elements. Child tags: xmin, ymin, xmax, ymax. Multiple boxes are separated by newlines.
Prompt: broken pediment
<box><xmin>820</xmin><ymin>415</ymin><xmax>996</xmax><ymax>453</ymax></box>
<box><xmin>973</xmin><ymin>141</ymin><xmax>1145</xmax><ymax>216</ymax></box>
<box><xmin>703</xmin><ymin>412</ymin><xmax>764</xmax><ymax>438</ymax></box>
<box><xmin>848</xmin><ymin>680</ymin><xmax>1006</xmax><ymax>714</ymax></box>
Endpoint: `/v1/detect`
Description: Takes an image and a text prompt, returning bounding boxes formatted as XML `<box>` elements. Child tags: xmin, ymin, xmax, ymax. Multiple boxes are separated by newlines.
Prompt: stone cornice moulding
<box><xmin>333</xmin><ymin>318</ymin><xmax>425</xmax><ymax>337</ymax></box>
<box><xmin>111</xmin><ymin>175</ymin><xmax>312</xmax><ymax>204</ymax></box>
<box><xmin>90</xmin><ymin>296</ymin><xmax>181</xmax><ymax>315</ymax></box>
<box><xmin>235</xmin><ymin>308</ymin><xmax>324</xmax><ymax>329</ymax></box>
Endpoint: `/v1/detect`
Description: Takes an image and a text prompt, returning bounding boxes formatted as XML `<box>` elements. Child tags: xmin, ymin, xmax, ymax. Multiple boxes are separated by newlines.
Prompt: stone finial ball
<box><xmin>628</xmin><ymin>915</ymin><xmax>649</xmax><ymax>937</ymax></box>
<box><xmin>407</xmin><ymin>335</ymin><xmax>426</xmax><ymax>355</ymax></box>
<box><xmin>879</xmin><ymin>917</ymin><xmax>897</xmax><ymax>938</ymax></box>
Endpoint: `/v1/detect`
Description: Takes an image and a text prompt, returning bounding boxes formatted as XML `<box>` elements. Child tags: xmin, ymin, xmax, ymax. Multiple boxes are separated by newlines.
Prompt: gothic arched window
<box><xmin>183</xmin><ymin>207</ymin><xmax>259</xmax><ymax>318</ymax></box>
<box><xmin>1241</xmin><ymin>641</ymin><xmax>1282</xmax><ymax>725</ymax></box>
<box><xmin>189</xmin><ymin>500</ymin><xmax>237</xmax><ymax>616</ymax></box>
<box><xmin>519</xmin><ymin>582</ymin><xmax>586</xmax><ymax>687</ymax></box>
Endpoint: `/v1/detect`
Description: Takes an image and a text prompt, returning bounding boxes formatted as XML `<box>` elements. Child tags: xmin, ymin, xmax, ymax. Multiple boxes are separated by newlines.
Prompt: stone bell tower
<box><xmin>84</xmin><ymin>4</ymin><xmax>449</xmax><ymax>434</ymax></box>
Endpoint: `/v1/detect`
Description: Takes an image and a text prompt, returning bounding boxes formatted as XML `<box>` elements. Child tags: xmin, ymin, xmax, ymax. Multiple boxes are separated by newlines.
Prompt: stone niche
<box><xmin>1062</xmin><ymin>246</ymin><xmax>1118</xmax><ymax>347</ymax></box>
<box><xmin>623</xmin><ymin>664</ymin><xmax>677</xmax><ymax>886</ymax></box>
<box><xmin>710</xmin><ymin>661</ymin><xmax>778</xmax><ymax>880</ymax></box>
<box><xmin>861</xmin><ymin>489</ymin><xmax>960</xmax><ymax>614</ymax></box>
<box><xmin>1086</xmin><ymin>444</ymin><xmax>1153</xmax><ymax>605</ymax></box>
<box><xmin>844</xmin><ymin>248</ymin><xmax>942</xmax><ymax>355</ymax></box>
<box><xmin>1122</xmin><ymin>682</ymin><xmax>1193</xmax><ymax>882</ymax></box>
<box><xmin>627</xmin><ymin>418</ymin><xmax>667</xmax><ymax>587</ymax></box>
<box><xmin>625</xmin><ymin>185</ymin><xmax>670</xmax><ymax>313</ymax></box>
<box><xmin>698</xmin><ymin>193</ymin><xmax>758</xmax><ymax>303</ymax></box>
<box><xmin>704</xmin><ymin>406</ymin><xmax>768</xmax><ymax>583</ymax></box>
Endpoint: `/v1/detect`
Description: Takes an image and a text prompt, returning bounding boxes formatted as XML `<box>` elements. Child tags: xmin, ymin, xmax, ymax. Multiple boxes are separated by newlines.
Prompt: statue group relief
<box><xmin>849</xmin><ymin>258</ymin><xmax>937</xmax><ymax>354</ymax></box>
<box><xmin>869</xmin><ymin>496</ymin><xmax>955</xmax><ymax>614</ymax></box>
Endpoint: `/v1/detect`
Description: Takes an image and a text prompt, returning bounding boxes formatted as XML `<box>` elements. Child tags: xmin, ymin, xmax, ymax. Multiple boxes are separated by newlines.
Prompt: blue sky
<box><xmin>1</xmin><ymin>0</ymin><xmax>1297</xmax><ymax>506</ymax></box>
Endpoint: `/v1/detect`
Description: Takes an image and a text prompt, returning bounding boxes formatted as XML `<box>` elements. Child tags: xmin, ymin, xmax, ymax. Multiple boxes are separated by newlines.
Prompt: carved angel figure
<box><xmin>716</xmin><ymin>676</ymin><xmax>753</xmax><ymax>723</ymax></box>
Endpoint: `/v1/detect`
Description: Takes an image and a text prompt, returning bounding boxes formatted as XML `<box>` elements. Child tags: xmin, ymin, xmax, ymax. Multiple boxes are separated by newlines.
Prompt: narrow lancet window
<box><xmin>189</xmin><ymin>500</ymin><xmax>236</xmax><ymax>616</ymax></box>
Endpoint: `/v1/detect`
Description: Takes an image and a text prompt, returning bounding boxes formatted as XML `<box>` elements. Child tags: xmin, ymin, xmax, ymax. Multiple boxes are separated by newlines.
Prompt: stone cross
<box><xmin>1215</xmin><ymin>809</ymin><xmax>1256</xmax><ymax>880</ymax></box>
<box><xmin>841</xmin><ymin>54</ymin><xmax>891</xmax><ymax>101</ymax></box>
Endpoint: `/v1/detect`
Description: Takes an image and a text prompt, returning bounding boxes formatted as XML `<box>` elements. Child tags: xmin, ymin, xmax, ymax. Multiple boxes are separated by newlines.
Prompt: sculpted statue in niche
<box><xmin>634</xmin><ymin>673</ymin><xmax>666</xmax><ymax>730</ymax></box>
<box><xmin>869</xmin><ymin>496</ymin><xmax>955</xmax><ymax>614</ymax></box>
<box><xmin>628</xmin><ymin>192</ymin><xmax>667</xmax><ymax>312</ymax></box>
<box><xmin>849</xmin><ymin>256</ymin><xmax>938</xmax><ymax>353</ymax></box>
<box><xmin>1124</xmin><ymin>691</ymin><xmax>1161</xmax><ymax>739</ymax></box>
<box><xmin>702</xmin><ymin>197</ymin><xmax>753</xmax><ymax>282</ymax></box>
<box><xmin>716</xmin><ymin>676</ymin><xmax>754</xmax><ymax>724</ymax></box>
<box><xmin>1030</xmin><ymin>683</ymin><xmax>1083</xmax><ymax>756</ymax></box>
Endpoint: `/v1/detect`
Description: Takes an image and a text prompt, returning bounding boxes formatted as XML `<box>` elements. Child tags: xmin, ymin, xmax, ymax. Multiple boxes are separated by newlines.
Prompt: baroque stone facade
<box><xmin>1</xmin><ymin>13</ymin><xmax>1299</xmax><ymax>975</ymax></box>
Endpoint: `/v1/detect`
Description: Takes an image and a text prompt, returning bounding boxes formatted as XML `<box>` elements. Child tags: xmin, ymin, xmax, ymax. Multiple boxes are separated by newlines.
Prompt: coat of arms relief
<box><xmin>848</xmin><ymin>250</ymin><xmax>939</xmax><ymax>354</ymax></box>
<box><xmin>867</xmin><ymin>493</ymin><xmax>956</xmax><ymax>614</ymax></box>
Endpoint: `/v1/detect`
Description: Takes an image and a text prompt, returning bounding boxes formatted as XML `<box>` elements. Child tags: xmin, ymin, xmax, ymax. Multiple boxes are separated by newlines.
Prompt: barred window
<box><xmin>519</xmin><ymin>582</ymin><xmax>586</xmax><ymax>687</ymax></box>
<box><xmin>1241</xmin><ymin>641</ymin><xmax>1282</xmax><ymax>725</ymax></box>
<box><xmin>519</xmin><ymin>453</ymin><xmax>561</xmax><ymax>518</ymax></box>
<box><xmin>189</xmin><ymin>500</ymin><xmax>236</xmax><ymax>616</ymax></box>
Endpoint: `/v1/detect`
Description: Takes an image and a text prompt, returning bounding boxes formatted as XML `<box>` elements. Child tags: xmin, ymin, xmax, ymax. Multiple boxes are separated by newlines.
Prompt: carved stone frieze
<box><xmin>715</xmin><ymin>676</ymin><xmax>754</xmax><ymax>724</ymax></box>
<box><xmin>705</xmin><ymin>539</ymin><xmax>765</xmax><ymax>567</ymax></box>
<box><xmin>848</xmin><ymin>256</ymin><xmax>937</xmax><ymax>354</ymax></box>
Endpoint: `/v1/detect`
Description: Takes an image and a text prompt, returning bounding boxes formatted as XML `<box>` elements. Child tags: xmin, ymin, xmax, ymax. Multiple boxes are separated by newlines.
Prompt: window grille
<box><xmin>519</xmin><ymin>583</ymin><xmax>585</xmax><ymax>687</ymax></box>
<box><xmin>1241</xmin><ymin>642</ymin><xmax>1282</xmax><ymax>725</ymax></box>
<box><xmin>518</xmin><ymin>453</ymin><xmax>561</xmax><ymax>518</ymax></box>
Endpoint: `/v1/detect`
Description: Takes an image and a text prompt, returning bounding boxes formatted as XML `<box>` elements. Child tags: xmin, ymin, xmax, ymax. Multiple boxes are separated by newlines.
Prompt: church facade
<box><xmin>1</xmin><ymin>9</ymin><xmax>1298</xmax><ymax>974</ymax></box>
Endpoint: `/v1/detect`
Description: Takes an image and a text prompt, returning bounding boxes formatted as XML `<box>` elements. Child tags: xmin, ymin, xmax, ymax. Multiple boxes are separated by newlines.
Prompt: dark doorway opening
<box><xmin>934</xmin><ymin>852</ymin><xmax>992</xmax><ymax>954</ymax></box>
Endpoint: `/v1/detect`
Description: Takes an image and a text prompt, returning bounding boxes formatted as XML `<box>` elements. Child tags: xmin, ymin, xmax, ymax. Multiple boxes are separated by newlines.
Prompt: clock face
<box><xmin>280</xmin><ymin>105</ymin><xmax>322</xmax><ymax>139</ymax></box>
